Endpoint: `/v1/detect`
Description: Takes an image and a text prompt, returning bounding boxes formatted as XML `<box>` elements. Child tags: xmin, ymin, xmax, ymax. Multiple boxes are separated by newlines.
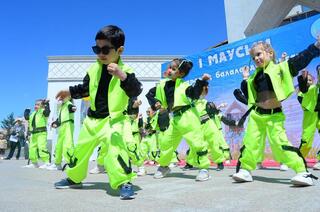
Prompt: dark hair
<box><xmin>95</xmin><ymin>25</ymin><xmax>125</xmax><ymax>50</ymax></box>
<box><xmin>316</xmin><ymin>64</ymin><xmax>320</xmax><ymax>74</ymax></box>
<box><xmin>172</xmin><ymin>58</ymin><xmax>193</xmax><ymax>78</ymax></box>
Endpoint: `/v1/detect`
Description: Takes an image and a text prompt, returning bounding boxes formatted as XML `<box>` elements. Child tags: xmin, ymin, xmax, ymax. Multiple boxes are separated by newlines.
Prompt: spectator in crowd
<box><xmin>5</xmin><ymin>118</ymin><xmax>25</xmax><ymax>160</ymax></box>
<box><xmin>0</xmin><ymin>131</ymin><xmax>7</xmax><ymax>159</ymax></box>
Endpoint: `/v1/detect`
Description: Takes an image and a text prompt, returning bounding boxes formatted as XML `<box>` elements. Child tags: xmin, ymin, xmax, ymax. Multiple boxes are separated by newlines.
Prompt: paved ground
<box><xmin>1</xmin><ymin>160</ymin><xmax>320</xmax><ymax>212</ymax></box>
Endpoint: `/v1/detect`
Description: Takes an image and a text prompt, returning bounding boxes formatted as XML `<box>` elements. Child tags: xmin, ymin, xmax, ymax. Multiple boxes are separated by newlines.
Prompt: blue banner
<box><xmin>163</xmin><ymin>14</ymin><xmax>320</xmax><ymax>160</ymax></box>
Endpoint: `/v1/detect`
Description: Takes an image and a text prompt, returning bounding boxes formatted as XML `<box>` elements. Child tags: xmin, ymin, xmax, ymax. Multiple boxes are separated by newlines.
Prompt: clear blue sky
<box><xmin>0</xmin><ymin>0</ymin><xmax>227</xmax><ymax>121</ymax></box>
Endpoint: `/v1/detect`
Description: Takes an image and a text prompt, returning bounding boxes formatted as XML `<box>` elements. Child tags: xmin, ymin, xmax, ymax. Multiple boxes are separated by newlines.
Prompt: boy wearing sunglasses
<box><xmin>54</xmin><ymin>25</ymin><xmax>142</xmax><ymax>199</ymax></box>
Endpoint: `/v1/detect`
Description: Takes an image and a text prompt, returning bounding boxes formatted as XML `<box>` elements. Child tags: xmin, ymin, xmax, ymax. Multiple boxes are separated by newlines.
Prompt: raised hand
<box><xmin>133</xmin><ymin>99</ymin><xmax>142</xmax><ymax>108</ymax></box>
<box><xmin>280</xmin><ymin>52</ymin><xmax>288</xmax><ymax>62</ymax></box>
<box><xmin>217</xmin><ymin>102</ymin><xmax>228</xmax><ymax>109</ymax></box>
<box><xmin>154</xmin><ymin>101</ymin><xmax>162</xmax><ymax>110</ymax></box>
<box><xmin>242</xmin><ymin>66</ymin><xmax>250</xmax><ymax>80</ymax></box>
<box><xmin>301</xmin><ymin>69</ymin><xmax>308</xmax><ymax>80</ymax></box>
<box><xmin>107</xmin><ymin>63</ymin><xmax>127</xmax><ymax>81</ymax></box>
<box><xmin>51</xmin><ymin>123</ymin><xmax>58</xmax><ymax>129</ymax></box>
<box><xmin>201</xmin><ymin>73</ymin><xmax>211</xmax><ymax>81</ymax></box>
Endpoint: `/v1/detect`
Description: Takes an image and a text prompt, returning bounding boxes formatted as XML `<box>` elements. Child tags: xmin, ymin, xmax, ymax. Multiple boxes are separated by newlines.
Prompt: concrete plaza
<box><xmin>0</xmin><ymin>160</ymin><xmax>320</xmax><ymax>212</ymax></box>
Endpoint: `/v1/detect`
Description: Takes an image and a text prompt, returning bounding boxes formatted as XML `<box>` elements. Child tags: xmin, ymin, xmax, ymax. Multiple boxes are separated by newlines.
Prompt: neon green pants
<box><xmin>29</xmin><ymin>132</ymin><xmax>50</xmax><ymax>163</ymax></box>
<box><xmin>238</xmin><ymin>110</ymin><xmax>306</xmax><ymax>173</ymax></box>
<box><xmin>216</xmin><ymin>129</ymin><xmax>231</xmax><ymax>160</ymax></box>
<box><xmin>171</xmin><ymin>151</ymin><xmax>179</xmax><ymax>163</ymax></box>
<box><xmin>205</xmin><ymin>119</ymin><xmax>226</xmax><ymax>163</ymax></box>
<box><xmin>186</xmin><ymin>119</ymin><xmax>225</xmax><ymax>164</ymax></box>
<box><xmin>54</xmin><ymin>122</ymin><xmax>74</xmax><ymax>165</ymax></box>
<box><xmin>96</xmin><ymin>142</ymin><xmax>107</xmax><ymax>166</ymax></box>
<box><xmin>126</xmin><ymin>132</ymin><xmax>145</xmax><ymax>167</ymax></box>
<box><xmin>66</xmin><ymin>116</ymin><xmax>136</xmax><ymax>189</ymax></box>
<box><xmin>157</xmin><ymin>109</ymin><xmax>210</xmax><ymax>169</ymax></box>
<box><xmin>97</xmin><ymin>128</ymin><xmax>145</xmax><ymax>167</ymax></box>
<box><xmin>141</xmin><ymin>133</ymin><xmax>159</xmax><ymax>161</ymax></box>
<box><xmin>299</xmin><ymin>110</ymin><xmax>320</xmax><ymax>159</ymax></box>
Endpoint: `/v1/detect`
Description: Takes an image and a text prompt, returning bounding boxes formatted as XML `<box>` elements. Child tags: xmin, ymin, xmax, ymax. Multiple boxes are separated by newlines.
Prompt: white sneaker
<box><xmin>137</xmin><ymin>166</ymin><xmax>147</xmax><ymax>176</ymax></box>
<box><xmin>232</xmin><ymin>169</ymin><xmax>253</xmax><ymax>182</ymax></box>
<box><xmin>313</xmin><ymin>162</ymin><xmax>320</xmax><ymax>170</ymax></box>
<box><xmin>291</xmin><ymin>172</ymin><xmax>314</xmax><ymax>186</ymax></box>
<box><xmin>168</xmin><ymin>163</ymin><xmax>177</xmax><ymax>168</ymax></box>
<box><xmin>23</xmin><ymin>163</ymin><xmax>39</xmax><ymax>168</ymax></box>
<box><xmin>47</xmin><ymin>164</ymin><xmax>62</xmax><ymax>171</ymax></box>
<box><xmin>196</xmin><ymin>169</ymin><xmax>211</xmax><ymax>182</ymax></box>
<box><xmin>89</xmin><ymin>165</ymin><xmax>105</xmax><ymax>174</ymax></box>
<box><xmin>279</xmin><ymin>164</ymin><xmax>289</xmax><ymax>171</ymax></box>
<box><xmin>154</xmin><ymin>166</ymin><xmax>171</xmax><ymax>179</ymax></box>
<box><xmin>39</xmin><ymin>163</ymin><xmax>51</xmax><ymax>169</ymax></box>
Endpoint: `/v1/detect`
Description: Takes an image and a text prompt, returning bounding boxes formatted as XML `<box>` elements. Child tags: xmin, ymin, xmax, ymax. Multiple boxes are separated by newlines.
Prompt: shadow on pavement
<box><xmin>253</xmin><ymin>175</ymin><xmax>291</xmax><ymax>185</ymax></box>
<box><xmin>82</xmin><ymin>182</ymin><xmax>142</xmax><ymax>197</ymax></box>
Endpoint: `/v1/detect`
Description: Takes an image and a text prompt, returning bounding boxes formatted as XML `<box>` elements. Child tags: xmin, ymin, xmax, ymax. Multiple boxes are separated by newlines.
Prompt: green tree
<box><xmin>1</xmin><ymin>113</ymin><xmax>15</xmax><ymax>139</ymax></box>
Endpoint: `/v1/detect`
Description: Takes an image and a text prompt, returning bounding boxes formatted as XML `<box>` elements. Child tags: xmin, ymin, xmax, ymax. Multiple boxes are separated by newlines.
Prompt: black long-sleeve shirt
<box><xmin>127</xmin><ymin>97</ymin><xmax>139</xmax><ymax>115</ymax></box>
<box><xmin>146</xmin><ymin>79</ymin><xmax>208</xmax><ymax>112</ymax></box>
<box><xmin>43</xmin><ymin>102</ymin><xmax>51</xmax><ymax>117</ymax></box>
<box><xmin>241</xmin><ymin>44</ymin><xmax>320</xmax><ymax>99</ymax></box>
<box><xmin>69</xmin><ymin>64</ymin><xmax>142</xmax><ymax>119</ymax></box>
<box><xmin>233</xmin><ymin>89</ymin><xmax>248</xmax><ymax>105</ymax></box>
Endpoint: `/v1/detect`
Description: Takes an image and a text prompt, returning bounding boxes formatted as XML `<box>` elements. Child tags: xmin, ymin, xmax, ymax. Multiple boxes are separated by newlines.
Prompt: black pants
<box><xmin>22</xmin><ymin>141</ymin><xmax>29</xmax><ymax>159</ymax></box>
<box><xmin>0</xmin><ymin>149</ymin><xmax>5</xmax><ymax>155</ymax></box>
<box><xmin>7</xmin><ymin>141</ymin><xmax>21</xmax><ymax>159</ymax></box>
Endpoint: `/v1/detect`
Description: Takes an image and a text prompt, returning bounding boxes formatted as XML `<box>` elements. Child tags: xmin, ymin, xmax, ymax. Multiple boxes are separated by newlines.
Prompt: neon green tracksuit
<box><xmin>96</xmin><ymin>103</ymin><xmax>143</xmax><ymax>167</ymax></box>
<box><xmin>96</xmin><ymin>117</ymin><xmax>145</xmax><ymax>167</ymax></box>
<box><xmin>238</xmin><ymin>61</ymin><xmax>307</xmax><ymax>173</ymax></box>
<box><xmin>28</xmin><ymin>108</ymin><xmax>50</xmax><ymax>164</ymax></box>
<box><xmin>213</xmin><ymin>113</ymin><xmax>231</xmax><ymax>161</ymax></box>
<box><xmin>141</xmin><ymin>113</ymin><xmax>159</xmax><ymax>161</ymax></box>
<box><xmin>186</xmin><ymin>99</ymin><xmax>225</xmax><ymax>164</ymax></box>
<box><xmin>126</xmin><ymin>115</ymin><xmax>145</xmax><ymax>167</ymax></box>
<box><xmin>96</xmin><ymin>142</ymin><xmax>107</xmax><ymax>167</ymax></box>
<box><xmin>53</xmin><ymin>100</ymin><xmax>75</xmax><ymax>165</ymax></box>
<box><xmin>155</xmin><ymin>79</ymin><xmax>210</xmax><ymax>169</ymax></box>
<box><xmin>298</xmin><ymin>85</ymin><xmax>320</xmax><ymax>159</ymax></box>
<box><xmin>66</xmin><ymin>60</ymin><xmax>137</xmax><ymax>189</ymax></box>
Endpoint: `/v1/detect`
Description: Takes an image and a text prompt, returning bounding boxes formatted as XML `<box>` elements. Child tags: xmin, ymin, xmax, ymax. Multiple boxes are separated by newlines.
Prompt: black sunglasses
<box><xmin>92</xmin><ymin>45</ymin><xmax>115</xmax><ymax>55</ymax></box>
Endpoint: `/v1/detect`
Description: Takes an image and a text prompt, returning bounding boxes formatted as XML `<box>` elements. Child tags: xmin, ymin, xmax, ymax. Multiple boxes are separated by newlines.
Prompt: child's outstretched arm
<box><xmin>146</xmin><ymin>87</ymin><xmax>161</xmax><ymax>111</ymax></box>
<box><xmin>42</xmin><ymin>100</ymin><xmax>50</xmax><ymax>117</ymax></box>
<box><xmin>108</xmin><ymin>63</ymin><xmax>142</xmax><ymax>97</ymax></box>
<box><xmin>119</xmin><ymin>72</ymin><xmax>142</xmax><ymax>98</ymax></box>
<box><xmin>186</xmin><ymin>74</ymin><xmax>211</xmax><ymax>100</ymax></box>
<box><xmin>233</xmin><ymin>89</ymin><xmax>248</xmax><ymax>105</ymax></box>
<box><xmin>24</xmin><ymin>108</ymin><xmax>31</xmax><ymax>120</ymax></box>
<box><xmin>57</xmin><ymin>74</ymin><xmax>90</xmax><ymax>101</ymax></box>
<box><xmin>287</xmin><ymin>37</ymin><xmax>320</xmax><ymax>77</ymax></box>
<box><xmin>297</xmin><ymin>70</ymin><xmax>310</xmax><ymax>93</ymax></box>
<box><xmin>127</xmin><ymin>97</ymin><xmax>141</xmax><ymax>115</ymax></box>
